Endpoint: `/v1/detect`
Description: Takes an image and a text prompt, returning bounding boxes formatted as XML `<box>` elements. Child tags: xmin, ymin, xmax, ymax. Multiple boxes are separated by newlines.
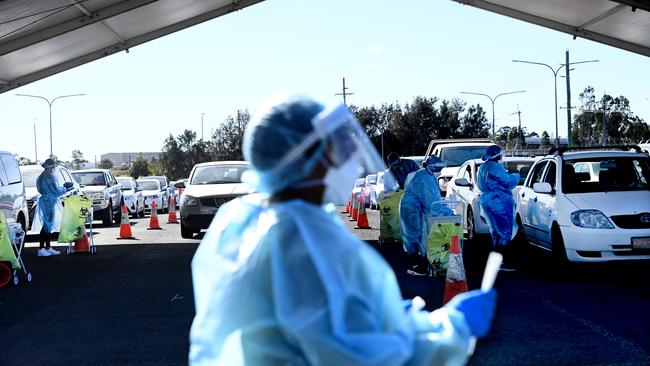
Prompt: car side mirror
<box><xmin>454</xmin><ymin>178</ymin><xmax>471</xmax><ymax>187</ymax></box>
<box><xmin>533</xmin><ymin>182</ymin><xmax>553</xmax><ymax>194</ymax></box>
<box><xmin>174</xmin><ymin>181</ymin><xmax>186</xmax><ymax>189</ymax></box>
<box><xmin>63</xmin><ymin>182</ymin><xmax>74</xmax><ymax>189</ymax></box>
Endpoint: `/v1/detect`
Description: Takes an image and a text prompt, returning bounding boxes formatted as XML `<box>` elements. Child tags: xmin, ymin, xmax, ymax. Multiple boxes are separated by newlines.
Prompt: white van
<box><xmin>0</xmin><ymin>151</ymin><xmax>29</xmax><ymax>232</ymax></box>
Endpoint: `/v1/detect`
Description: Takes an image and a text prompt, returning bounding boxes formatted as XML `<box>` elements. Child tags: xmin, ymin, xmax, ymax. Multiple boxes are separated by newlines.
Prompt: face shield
<box><xmin>269</xmin><ymin>103</ymin><xmax>397</xmax><ymax>201</ymax></box>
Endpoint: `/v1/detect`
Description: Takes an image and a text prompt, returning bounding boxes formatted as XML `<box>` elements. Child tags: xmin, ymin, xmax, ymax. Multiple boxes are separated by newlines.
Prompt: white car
<box><xmin>20</xmin><ymin>164</ymin><xmax>81</xmax><ymax>231</ymax></box>
<box><xmin>178</xmin><ymin>161</ymin><xmax>252</xmax><ymax>238</ymax></box>
<box><xmin>116</xmin><ymin>177</ymin><xmax>145</xmax><ymax>218</ymax></box>
<box><xmin>137</xmin><ymin>179</ymin><xmax>166</xmax><ymax>214</ymax></box>
<box><xmin>445</xmin><ymin>156</ymin><xmax>538</xmax><ymax>242</ymax></box>
<box><xmin>515</xmin><ymin>147</ymin><xmax>650</xmax><ymax>263</ymax></box>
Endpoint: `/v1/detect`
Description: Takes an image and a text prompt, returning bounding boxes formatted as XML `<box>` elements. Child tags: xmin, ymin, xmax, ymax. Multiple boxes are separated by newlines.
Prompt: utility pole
<box><xmin>511</xmin><ymin>106</ymin><xmax>524</xmax><ymax>149</ymax></box>
<box><xmin>33</xmin><ymin>120</ymin><xmax>38</xmax><ymax>163</ymax></box>
<box><xmin>565</xmin><ymin>50</ymin><xmax>573</xmax><ymax>146</ymax></box>
<box><xmin>335</xmin><ymin>77</ymin><xmax>354</xmax><ymax>105</ymax></box>
<box><xmin>602</xmin><ymin>93</ymin><xmax>608</xmax><ymax>146</ymax></box>
<box><xmin>201</xmin><ymin>112</ymin><xmax>205</xmax><ymax>140</ymax></box>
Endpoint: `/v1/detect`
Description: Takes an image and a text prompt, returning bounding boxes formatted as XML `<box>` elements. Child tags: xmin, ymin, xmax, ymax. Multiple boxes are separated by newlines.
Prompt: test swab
<box><xmin>468</xmin><ymin>252</ymin><xmax>503</xmax><ymax>356</ymax></box>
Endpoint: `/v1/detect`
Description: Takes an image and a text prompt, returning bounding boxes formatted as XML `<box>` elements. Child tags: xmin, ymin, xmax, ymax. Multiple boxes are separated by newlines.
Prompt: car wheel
<box><xmin>466</xmin><ymin>206</ymin><xmax>476</xmax><ymax>242</ymax></box>
<box><xmin>551</xmin><ymin>224</ymin><xmax>569</xmax><ymax>267</ymax></box>
<box><xmin>102</xmin><ymin>204</ymin><xmax>113</xmax><ymax>227</ymax></box>
<box><xmin>180</xmin><ymin>221</ymin><xmax>195</xmax><ymax>239</ymax></box>
<box><xmin>114</xmin><ymin>201</ymin><xmax>122</xmax><ymax>224</ymax></box>
<box><xmin>138</xmin><ymin>204</ymin><xmax>145</xmax><ymax>218</ymax></box>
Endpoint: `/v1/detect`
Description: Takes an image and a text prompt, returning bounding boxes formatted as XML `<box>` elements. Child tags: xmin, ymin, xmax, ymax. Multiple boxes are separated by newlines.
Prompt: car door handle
<box><xmin>521</xmin><ymin>192</ymin><xmax>525</xmax><ymax>198</ymax></box>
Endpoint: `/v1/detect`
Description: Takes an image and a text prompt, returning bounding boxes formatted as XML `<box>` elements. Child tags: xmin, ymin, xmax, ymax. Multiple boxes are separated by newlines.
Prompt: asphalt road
<box><xmin>1</xmin><ymin>209</ymin><xmax>649</xmax><ymax>365</ymax></box>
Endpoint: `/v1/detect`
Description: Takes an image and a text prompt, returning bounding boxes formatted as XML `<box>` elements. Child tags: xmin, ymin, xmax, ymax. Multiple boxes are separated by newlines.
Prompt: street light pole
<box><xmin>16</xmin><ymin>93</ymin><xmax>85</xmax><ymax>157</ymax></box>
<box><xmin>512</xmin><ymin>58</ymin><xmax>598</xmax><ymax>147</ymax></box>
<box><xmin>460</xmin><ymin>90</ymin><xmax>526</xmax><ymax>142</ymax></box>
<box><xmin>201</xmin><ymin>112</ymin><xmax>205</xmax><ymax>140</ymax></box>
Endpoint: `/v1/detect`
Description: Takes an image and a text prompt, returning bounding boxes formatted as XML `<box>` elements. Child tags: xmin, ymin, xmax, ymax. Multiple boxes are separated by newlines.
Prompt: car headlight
<box><xmin>91</xmin><ymin>192</ymin><xmax>104</xmax><ymax>200</ymax></box>
<box><xmin>183</xmin><ymin>195</ymin><xmax>198</xmax><ymax>206</ymax></box>
<box><xmin>571</xmin><ymin>210</ymin><xmax>614</xmax><ymax>229</ymax></box>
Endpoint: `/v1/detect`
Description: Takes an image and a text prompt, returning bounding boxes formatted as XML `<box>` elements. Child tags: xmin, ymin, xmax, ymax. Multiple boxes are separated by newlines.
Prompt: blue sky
<box><xmin>1</xmin><ymin>0</ymin><xmax>648</xmax><ymax>163</ymax></box>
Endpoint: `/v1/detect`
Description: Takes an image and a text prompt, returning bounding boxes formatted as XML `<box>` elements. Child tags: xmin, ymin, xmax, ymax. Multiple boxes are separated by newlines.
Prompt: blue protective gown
<box><xmin>390</xmin><ymin>159</ymin><xmax>421</xmax><ymax>189</ymax></box>
<box><xmin>476</xmin><ymin>161</ymin><xmax>520</xmax><ymax>247</ymax></box>
<box><xmin>190</xmin><ymin>194</ymin><xmax>472</xmax><ymax>366</ymax></box>
<box><xmin>399</xmin><ymin>169</ymin><xmax>451</xmax><ymax>256</ymax></box>
<box><xmin>36</xmin><ymin>171</ymin><xmax>66</xmax><ymax>233</ymax></box>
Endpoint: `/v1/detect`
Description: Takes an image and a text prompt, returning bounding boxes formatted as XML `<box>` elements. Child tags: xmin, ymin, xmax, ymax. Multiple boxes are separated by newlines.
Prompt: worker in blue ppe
<box><xmin>477</xmin><ymin>145</ymin><xmax>520</xmax><ymax>271</ymax></box>
<box><xmin>387</xmin><ymin>152</ymin><xmax>420</xmax><ymax>190</ymax></box>
<box><xmin>399</xmin><ymin>155</ymin><xmax>452</xmax><ymax>276</ymax></box>
<box><xmin>36</xmin><ymin>158</ymin><xmax>68</xmax><ymax>257</ymax></box>
<box><xmin>189</xmin><ymin>94</ymin><xmax>497</xmax><ymax>365</ymax></box>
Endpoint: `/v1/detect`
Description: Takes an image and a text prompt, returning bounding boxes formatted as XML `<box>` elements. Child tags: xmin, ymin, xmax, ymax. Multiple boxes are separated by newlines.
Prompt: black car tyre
<box><xmin>181</xmin><ymin>221</ymin><xmax>195</xmax><ymax>239</ymax></box>
<box><xmin>114</xmin><ymin>201</ymin><xmax>122</xmax><ymax>225</ymax></box>
<box><xmin>102</xmin><ymin>204</ymin><xmax>113</xmax><ymax>227</ymax></box>
<box><xmin>466</xmin><ymin>206</ymin><xmax>476</xmax><ymax>242</ymax></box>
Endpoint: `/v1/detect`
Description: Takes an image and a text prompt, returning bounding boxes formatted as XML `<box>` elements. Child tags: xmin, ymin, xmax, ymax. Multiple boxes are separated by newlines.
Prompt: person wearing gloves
<box><xmin>189</xmin><ymin>94</ymin><xmax>497</xmax><ymax>366</ymax></box>
<box><xmin>399</xmin><ymin>155</ymin><xmax>452</xmax><ymax>276</ymax></box>
<box><xmin>35</xmin><ymin>158</ymin><xmax>68</xmax><ymax>257</ymax></box>
<box><xmin>477</xmin><ymin>145</ymin><xmax>520</xmax><ymax>271</ymax></box>
<box><xmin>387</xmin><ymin>152</ymin><xmax>421</xmax><ymax>190</ymax></box>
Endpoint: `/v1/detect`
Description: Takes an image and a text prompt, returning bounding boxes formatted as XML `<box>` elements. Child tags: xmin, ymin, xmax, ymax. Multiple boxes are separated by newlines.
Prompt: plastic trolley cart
<box><xmin>424</xmin><ymin>200</ymin><xmax>464</xmax><ymax>277</ymax></box>
<box><xmin>0</xmin><ymin>223</ymin><xmax>32</xmax><ymax>286</ymax></box>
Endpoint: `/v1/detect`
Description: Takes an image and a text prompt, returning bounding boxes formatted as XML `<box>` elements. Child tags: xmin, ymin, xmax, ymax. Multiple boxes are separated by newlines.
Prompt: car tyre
<box><xmin>466</xmin><ymin>206</ymin><xmax>476</xmax><ymax>243</ymax></box>
<box><xmin>551</xmin><ymin>224</ymin><xmax>569</xmax><ymax>272</ymax></box>
<box><xmin>102</xmin><ymin>204</ymin><xmax>113</xmax><ymax>227</ymax></box>
<box><xmin>138</xmin><ymin>204</ymin><xmax>145</xmax><ymax>218</ymax></box>
<box><xmin>114</xmin><ymin>201</ymin><xmax>122</xmax><ymax>225</ymax></box>
<box><xmin>181</xmin><ymin>221</ymin><xmax>195</xmax><ymax>239</ymax></box>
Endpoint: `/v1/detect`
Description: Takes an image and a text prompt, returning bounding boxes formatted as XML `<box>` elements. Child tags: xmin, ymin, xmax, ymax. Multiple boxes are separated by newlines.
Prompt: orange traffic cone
<box><xmin>355</xmin><ymin>195</ymin><xmax>371</xmax><ymax>229</ymax></box>
<box><xmin>167</xmin><ymin>196</ymin><xmax>178</xmax><ymax>224</ymax></box>
<box><xmin>347</xmin><ymin>193</ymin><xmax>353</xmax><ymax>217</ymax></box>
<box><xmin>351</xmin><ymin>194</ymin><xmax>359</xmax><ymax>221</ymax></box>
<box><xmin>147</xmin><ymin>200</ymin><xmax>162</xmax><ymax>230</ymax></box>
<box><xmin>342</xmin><ymin>195</ymin><xmax>350</xmax><ymax>214</ymax></box>
<box><xmin>443</xmin><ymin>235</ymin><xmax>469</xmax><ymax>304</ymax></box>
<box><xmin>74</xmin><ymin>232</ymin><xmax>91</xmax><ymax>252</ymax></box>
<box><xmin>117</xmin><ymin>205</ymin><xmax>136</xmax><ymax>239</ymax></box>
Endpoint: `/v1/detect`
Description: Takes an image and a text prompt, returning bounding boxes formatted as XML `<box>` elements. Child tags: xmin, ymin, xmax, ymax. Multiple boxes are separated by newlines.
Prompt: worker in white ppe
<box><xmin>189</xmin><ymin>94</ymin><xmax>497</xmax><ymax>366</ymax></box>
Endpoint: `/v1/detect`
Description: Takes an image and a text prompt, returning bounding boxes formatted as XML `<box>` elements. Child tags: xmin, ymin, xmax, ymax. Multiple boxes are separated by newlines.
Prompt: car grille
<box><xmin>610</xmin><ymin>213</ymin><xmax>650</xmax><ymax>229</ymax></box>
<box><xmin>200</xmin><ymin>196</ymin><xmax>237</xmax><ymax>208</ymax></box>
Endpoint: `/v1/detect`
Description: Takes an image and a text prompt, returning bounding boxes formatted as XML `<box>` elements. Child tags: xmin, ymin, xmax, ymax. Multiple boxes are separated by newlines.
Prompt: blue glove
<box><xmin>445</xmin><ymin>289</ymin><xmax>497</xmax><ymax>337</ymax></box>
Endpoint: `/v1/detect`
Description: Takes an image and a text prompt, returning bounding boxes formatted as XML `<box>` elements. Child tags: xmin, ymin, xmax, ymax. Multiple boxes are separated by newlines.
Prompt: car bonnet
<box><xmin>565</xmin><ymin>191</ymin><xmax>650</xmax><ymax>216</ymax></box>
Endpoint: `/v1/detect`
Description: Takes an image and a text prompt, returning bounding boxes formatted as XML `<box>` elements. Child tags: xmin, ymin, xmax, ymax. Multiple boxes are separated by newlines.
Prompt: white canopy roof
<box><xmin>452</xmin><ymin>0</ymin><xmax>650</xmax><ymax>57</ymax></box>
<box><xmin>0</xmin><ymin>0</ymin><xmax>265</xmax><ymax>94</ymax></box>
<box><xmin>0</xmin><ymin>1</ymin><xmax>647</xmax><ymax>95</ymax></box>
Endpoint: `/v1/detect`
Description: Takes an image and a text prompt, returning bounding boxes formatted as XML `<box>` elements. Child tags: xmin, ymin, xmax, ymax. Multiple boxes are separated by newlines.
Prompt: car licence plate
<box><xmin>632</xmin><ymin>237</ymin><xmax>650</xmax><ymax>249</ymax></box>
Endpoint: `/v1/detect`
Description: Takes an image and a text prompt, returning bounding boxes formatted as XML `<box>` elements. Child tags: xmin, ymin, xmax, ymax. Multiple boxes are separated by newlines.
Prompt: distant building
<box><xmin>79</xmin><ymin>162</ymin><xmax>96</xmax><ymax>169</ymax></box>
<box><xmin>100</xmin><ymin>152</ymin><xmax>161</xmax><ymax>168</ymax></box>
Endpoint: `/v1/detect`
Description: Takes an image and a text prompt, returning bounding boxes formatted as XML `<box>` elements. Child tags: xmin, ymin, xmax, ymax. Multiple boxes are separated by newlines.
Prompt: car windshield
<box><xmin>354</xmin><ymin>178</ymin><xmax>365</xmax><ymax>188</ymax></box>
<box><xmin>563</xmin><ymin>156</ymin><xmax>650</xmax><ymax>193</ymax></box>
<box><xmin>21</xmin><ymin>170</ymin><xmax>41</xmax><ymax>187</ymax></box>
<box><xmin>367</xmin><ymin>175</ymin><xmax>377</xmax><ymax>184</ymax></box>
<box><xmin>440</xmin><ymin>146</ymin><xmax>491</xmax><ymax>167</ymax></box>
<box><xmin>138</xmin><ymin>180</ymin><xmax>160</xmax><ymax>191</ymax></box>
<box><xmin>117</xmin><ymin>179</ymin><xmax>133</xmax><ymax>190</ymax></box>
<box><xmin>72</xmin><ymin>172</ymin><xmax>106</xmax><ymax>186</ymax></box>
<box><xmin>191</xmin><ymin>165</ymin><xmax>248</xmax><ymax>185</ymax></box>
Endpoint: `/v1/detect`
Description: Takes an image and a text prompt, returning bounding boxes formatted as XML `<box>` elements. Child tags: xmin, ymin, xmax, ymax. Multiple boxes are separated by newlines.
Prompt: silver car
<box><xmin>178</xmin><ymin>161</ymin><xmax>252</xmax><ymax>238</ymax></box>
<box><xmin>116</xmin><ymin>177</ymin><xmax>145</xmax><ymax>218</ymax></box>
<box><xmin>0</xmin><ymin>151</ymin><xmax>28</xmax><ymax>232</ymax></box>
<box><xmin>71</xmin><ymin>169</ymin><xmax>124</xmax><ymax>227</ymax></box>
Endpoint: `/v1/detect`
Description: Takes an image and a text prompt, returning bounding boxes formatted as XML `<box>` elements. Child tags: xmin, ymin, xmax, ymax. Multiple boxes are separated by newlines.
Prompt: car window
<box><xmin>191</xmin><ymin>165</ymin><xmax>248</xmax><ymax>185</ymax></box>
<box><xmin>563</xmin><ymin>156</ymin><xmax>650</xmax><ymax>193</ymax></box>
<box><xmin>354</xmin><ymin>178</ymin><xmax>365</xmax><ymax>188</ymax></box>
<box><xmin>1</xmin><ymin>155</ymin><xmax>21</xmax><ymax>184</ymax></box>
<box><xmin>544</xmin><ymin>161</ymin><xmax>557</xmax><ymax>190</ymax></box>
<box><xmin>62</xmin><ymin>169</ymin><xmax>74</xmax><ymax>183</ymax></box>
<box><xmin>55</xmin><ymin>169</ymin><xmax>66</xmax><ymax>185</ymax></box>
<box><xmin>574</xmin><ymin>163</ymin><xmax>587</xmax><ymax>174</ymax></box>
<box><xmin>527</xmin><ymin>161</ymin><xmax>548</xmax><ymax>187</ymax></box>
<box><xmin>138</xmin><ymin>180</ymin><xmax>160</xmax><ymax>190</ymax></box>
<box><xmin>118</xmin><ymin>179</ymin><xmax>133</xmax><ymax>190</ymax></box>
<box><xmin>0</xmin><ymin>158</ymin><xmax>7</xmax><ymax>186</ymax></box>
<box><xmin>72</xmin><ymin>172</ymin><xmax>106</xmax><ymax>186</ymax></box>
<box><xmin>21</xmin><ymin>169</ymin><xmax>40</xmax><ymax>187</ymax></box>
<box><xmin>504</xmin><ymin>160</ymin><xmax>535</xmax><ymax>185</ymax></box>
<box><xmin>461</xmin><ymin>164</ymin><xmax>472</xmax><ymax>183</ymax></box>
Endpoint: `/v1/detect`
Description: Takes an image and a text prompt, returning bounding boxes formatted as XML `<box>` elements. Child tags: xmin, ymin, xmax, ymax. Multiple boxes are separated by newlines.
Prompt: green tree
<box><xmin>212</xmin><ymin>109</ymin><xmax>250</xmax><ymax>161</ymax></box>
<box><xmin>159</xmin><ymin>129</ymin><xmax>213</xmax><ymax>180</ymax></box>
<box><xmin>540</xmin><ymin>131</ymin><xmax>551</xmax><ymax>148</ymax></box>
<box><xmin>459</xmin><ymin>104</ymin><xmax>490</xmax><ymax>138</ymax></box>
<box><xmin>71</xmin><ymin>149</ymin><xmax>87</xmax><ymax>170</ymax></box>
<box><xmin>98</xmin><ymin>158</ymin><xmax>114</xmax><ymax>169</ymax></box>
<box><xmin>129</xmin><ymin>153</ymin><xmax>150</xmax><ymax>178</ymax></box>
<box><xmin>15</xmin><ymin>155</ymin><xmax>35</xmax><ymax>166</ymax></box>
<box><xmin>495</xmin><ymin>126</ymin><xmax>511</xmax><ymax>147</ymax></box>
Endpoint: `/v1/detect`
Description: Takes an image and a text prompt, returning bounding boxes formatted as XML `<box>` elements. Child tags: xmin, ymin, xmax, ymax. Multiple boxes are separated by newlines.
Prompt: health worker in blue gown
<box><xmin>189</xmin><ymin>94</ymin><xmax>497</xmax><ymax>366</ymax></box>
<box><xmin>477</xmin><ymin>145</ymin><xmax>520</xmax><ymax>271</ymax></box>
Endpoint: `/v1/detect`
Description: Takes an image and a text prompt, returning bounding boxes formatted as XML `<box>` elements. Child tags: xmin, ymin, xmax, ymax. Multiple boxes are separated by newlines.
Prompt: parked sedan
<box><xmin>137</xmin><ymin>179</ymin><xmax>165</xmax><ymax>214</ymax></box>
<box><xmin>445</xmin><ymin>156</ymin><xmax>538</xmax><ymax>242</ymax></box>
<box><xmin>116</xmin><ymin>177</ymin><xmax>145</xmax><ymax>218</ymax></box>
<box><xmin>516</xmin><ymin>147</ymin><xmax>650</xmax><ymax>263</ymax></box>
<box><xmin>178</xmin><ymin>161</ymin><xmax>252</xmax><ymax>238</ymax></box>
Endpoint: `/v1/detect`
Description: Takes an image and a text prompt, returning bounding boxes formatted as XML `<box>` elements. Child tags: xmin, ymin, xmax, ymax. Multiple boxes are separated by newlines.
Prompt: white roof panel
<box><xmin>0</xmin><ymin>0</ymin><xmax>265</xmax><ymax>93</ymax></box>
